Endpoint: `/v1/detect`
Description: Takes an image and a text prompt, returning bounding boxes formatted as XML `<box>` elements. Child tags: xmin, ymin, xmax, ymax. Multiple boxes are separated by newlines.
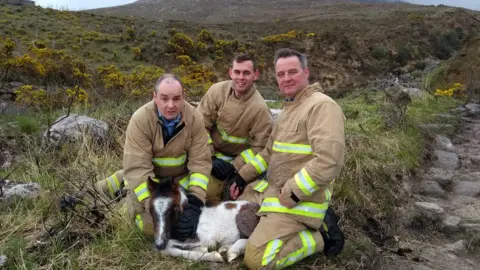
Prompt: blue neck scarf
<box><xmin>158</xmin><ymin>109</ymin><xmax>182</xmax><ymax>137</ymax></box>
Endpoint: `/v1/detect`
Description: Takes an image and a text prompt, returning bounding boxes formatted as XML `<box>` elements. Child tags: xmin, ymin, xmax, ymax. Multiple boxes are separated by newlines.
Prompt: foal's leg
<box><xmin>160</xmin><ymin>248</ymin><xmax>223</xmax><ymax>262</ymax></box>
<box><xmin>226</xmin><ymin>239</ymin><xmax>248</xmax><ymax>263</ymax></box>
<box><xmin>167</xmin><ymin>239</ymin><xmax>208</xmax><ymax>253</ymax></box>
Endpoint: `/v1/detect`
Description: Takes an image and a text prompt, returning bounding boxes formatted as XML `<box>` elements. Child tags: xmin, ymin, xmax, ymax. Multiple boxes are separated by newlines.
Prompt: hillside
<box><xmin>91</xmin><ymin>0</ymin><xmax>417</xmax><ymax>23</ymax></box>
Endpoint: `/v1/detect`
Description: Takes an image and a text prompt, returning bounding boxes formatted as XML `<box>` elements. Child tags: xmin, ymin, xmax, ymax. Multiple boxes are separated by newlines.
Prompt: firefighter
<box><xmin>196</xmin><ymin>53</ymin><xmax>273</xmax><ymax>201</ymax></box>
<box><xmin>229</xmin><ymin>48</ymin><xmax>346</xmax><ymax>269</ymax></box>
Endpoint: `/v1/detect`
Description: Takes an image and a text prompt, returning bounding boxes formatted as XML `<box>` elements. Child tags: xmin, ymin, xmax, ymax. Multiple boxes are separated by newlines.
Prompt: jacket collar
<box><xmin>283</xmin><ymin>83</ymin><xmax>321</xmax><ymax>107</ymax></box>
<box><xmin>228</xmin><ymin>80</ymin><xmax>257</xmax><ymax>101</ymax></box>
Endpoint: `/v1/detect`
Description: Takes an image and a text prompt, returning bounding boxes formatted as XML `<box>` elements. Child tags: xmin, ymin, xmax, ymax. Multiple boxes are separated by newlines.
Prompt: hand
<box><xmin>228</xmin><ymin>173</ymin><xmax>247</xmax><ymax>200</ymax></box>
<box><xmin>278</xmin><ymin>189</ymin><xmax>299</xmax><ymax>209</ymax></box>
<box><xmin>211</xmin><ymin>156</ymin><xmax>236</xmax><ymax>181</ymax></box>
<box><xmin>172</xmin><ymin>194</ymin><xmax>204</xmax><ymax>241</ymax></box>
<box><xmin>320</xmin><ymin>206</ymin><xmax>345</xmax><ymax>256</ymax></box>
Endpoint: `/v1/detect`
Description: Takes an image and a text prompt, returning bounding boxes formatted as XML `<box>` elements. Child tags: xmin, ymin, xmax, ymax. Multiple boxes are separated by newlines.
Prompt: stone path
<box><xmin>379</xmin><ymin>103</ymin><xmax>480</xmax><ymax>270</ymax></box>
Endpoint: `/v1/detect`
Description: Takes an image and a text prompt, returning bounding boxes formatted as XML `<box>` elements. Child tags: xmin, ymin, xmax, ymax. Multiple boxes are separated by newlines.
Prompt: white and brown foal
<box><xmin>146</xmin><ymin>176</ymin><xmax>254</xmax><ymax>263</ymax></box>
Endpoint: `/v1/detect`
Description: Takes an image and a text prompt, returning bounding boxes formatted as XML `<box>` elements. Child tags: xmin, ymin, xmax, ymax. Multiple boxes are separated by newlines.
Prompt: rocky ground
<box><xmin>375</xmin><ymin>103</ymin><xmax>480</xmax><ymax>270</ymax></box>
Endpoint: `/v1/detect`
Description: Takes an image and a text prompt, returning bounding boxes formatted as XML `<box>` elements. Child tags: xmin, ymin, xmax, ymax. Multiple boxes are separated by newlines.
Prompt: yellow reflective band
<box><xmin>272</xmin><ymin>141</ymin><xmax>313</xmax><ymax>155</ymax></box>
<box><xmin>262</xmin><ymin>239</ymin><xmax>283</xmax><ymax>266</ymax></box>
<box><xmin>253</xmin><ymin>180</ymin><xmax>269</xmax><ymax>192</ymax></box>
<box><xmin>188</xmin><ymin>173</ymin><xmax>209</xmax><ymax>191</ymax></box>
<box><xmin>295</xmin><ymin>168</ymin><xmax>319</xmax><ymax>196</ymax></box>
<box><xmin>135</xmin><ymin>214</ymin><xmax>144</xmax><ymax>231</ymax></box>
<box><xmin>107</xmin><ymin>174</ymin><xmax>121</xmax><ymax>195</ymax></box>
<box><xmin>259</xmin><ymin>198</ymin><xmax>328</xmax><ymax>219</ymax></box>
<box><xmin>240</xmin><ymin>149</ymin><xmax>255</xmax><ymax>164</ymax></box>
<box><xmin>214</xmin><ymin>152</ymin><xmax>234</xmax><ymax>162</ymax></box>
<box><xmin>208</xmin><ymin>134</ymin><xmax>213</xmax><ymax>144</ymax></box>
<box><xmin>179</xmin><ymin>176</ymin><xmax>190</xmax><ymax>189</ymax></box>
<box><xmin>152</xmin><ymin>154</ymin><xmax>187</xmax><ymax>167</ymax></box>
<box><xmin>218</xmin><ymin>128</ymin><xmax>248</xmax><ymax>144</ymax></box>
<box><xmin>134</xmin><ymin>182</ymin><xmax>150</xmax><ymax>202</ymax></box>
<box><xmin>325</xmin><ymin>189</ymin><xmax>332</xmax><ymax>202</ymax></box>
<box><xmin>251</xmin><ymin>154</ymin><xmax>267</xmax><ymax>174</ymax></box>
<box><xmin>276</xmin><ymin>230</ymin><xmax>316</xmax><ymax>268</ymax></box>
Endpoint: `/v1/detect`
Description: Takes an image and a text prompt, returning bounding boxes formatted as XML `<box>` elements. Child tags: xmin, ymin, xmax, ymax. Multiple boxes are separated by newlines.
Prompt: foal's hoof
<box><xmin>227</xmin><ymin>252</ymin><xmax>240</xmax><ymax>263</ymax></box>
<box><xmin>218</xmin><ymin>246</ymin><xmax>229</xmax><ymax>254</ymax></box>
<box><xmin>212</xmin><ymin>251</ymin><xmax>224</xmax><ymax>262</ymax></box>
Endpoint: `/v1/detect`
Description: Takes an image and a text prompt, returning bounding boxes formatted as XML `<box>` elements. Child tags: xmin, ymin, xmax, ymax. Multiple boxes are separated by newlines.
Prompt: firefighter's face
<box><xmin>229</xmin><ymin>60</ymin><xmax>258</xmax><ymax>96</ymax></box>
<box><xmin>275</xmin><ymin>56</ymin><xmax>309</xmax><ymax>98</ymax></box>
<box><xmin>153</xmin><ymin>79</ymin><xmax>184</xmax><ymax>120</ymax></box>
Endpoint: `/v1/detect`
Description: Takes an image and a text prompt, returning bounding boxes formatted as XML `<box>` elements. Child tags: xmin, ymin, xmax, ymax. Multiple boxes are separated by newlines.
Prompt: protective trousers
<box><xmin>238</xmin><ymin>180</ymin><xmax>325</xmax><ymax>270</ymax></box>
<box><xmin>94</xmin><ymin>170</ymin><xmax>225</xmax><ymax>237</ymax></box>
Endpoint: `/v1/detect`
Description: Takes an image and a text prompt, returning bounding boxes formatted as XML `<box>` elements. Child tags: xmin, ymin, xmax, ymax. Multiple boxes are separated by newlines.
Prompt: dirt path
<box><xmin>374</xmin><ymin>103</ymin><xmax>480</xmax><ymax>270</ymax></box>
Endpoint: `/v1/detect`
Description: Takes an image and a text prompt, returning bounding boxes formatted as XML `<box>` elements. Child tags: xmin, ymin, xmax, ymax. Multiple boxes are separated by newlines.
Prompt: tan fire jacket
<box><xmin>238</xmin><ymin>83</ymin><xmax>346</xmax><ymax>228</ymax></box>
<box><xmin>123</xmin><ymin>100</ymin><xmax>211</xmax><ymax>203</ymax></box>
<box><xmin>196</xmin><ymin>80</ymin><xmax>273</xmax><ymax>170</ymax></box>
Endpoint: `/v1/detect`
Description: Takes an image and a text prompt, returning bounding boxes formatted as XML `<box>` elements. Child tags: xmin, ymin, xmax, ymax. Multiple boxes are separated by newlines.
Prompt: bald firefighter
<box><xmin>95</xmin><ymin>74</ymin><xmax>211</xmax><ymax>241</ymax></box>
<box><xmin>229</xmin><ymin>48</ymin><xmax>346</xmax><ymax>269</ymax></box>
<box><xmin>196</xmin><ymin>54</ymin><xmax>273</xmax><ymax>201</ymax></box>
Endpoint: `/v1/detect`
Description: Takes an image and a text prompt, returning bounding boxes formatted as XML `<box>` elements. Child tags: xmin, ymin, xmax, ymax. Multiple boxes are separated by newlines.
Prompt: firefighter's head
<box><xmin>229</xmin><ymin>54</ymin><xmax>259</xmax><ymax>97</ymax></box>
<box><xmin>153</xmin><ymin>74</ymin><xmax>184</xmax><ymax>120</ymax></box>
<box><xmin>274</xmin><ymin>48</ymin><xmax>310</xmax><ymax>98</ymax></box>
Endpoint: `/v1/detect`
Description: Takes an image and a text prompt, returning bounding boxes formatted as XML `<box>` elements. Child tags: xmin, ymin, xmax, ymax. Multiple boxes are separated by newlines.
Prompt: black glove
<box><xmin>211</xmin><ymin>156</ymin><xmax>236</xmax><ymax>181</ymax></box>
<box><xmin>319</xmin><ymin>206</ymin><xmax>345</xmax><ymax>256</ymax></box>
<box><xmin>172</xmin><ymin>194</ymin><xmax>204</xmax><ymax>241</ymax></box>
<box><xmin>59</xmin><ymin>195</ymin><xmax>79</xmax><ymax>212</ymax></box>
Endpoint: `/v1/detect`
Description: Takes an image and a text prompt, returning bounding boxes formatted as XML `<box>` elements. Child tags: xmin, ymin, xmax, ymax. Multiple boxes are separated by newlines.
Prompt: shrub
<box><xmin>262</xmin><ymin>30</ymin><xmax>298</xmax><ymax>44</ymax></box>
<box><xmin>197</xmin><ymin>29</ymin><xmax>215</xmax><ymax>44</ymax></box>
<box><xmin>371</xmin><ymin>45</ymin><xmax>389</xmax><ymax>60</ymax></box>
<box><xmin>168</xmin><ymin>32</ymin><xmax>196</xmax><ymax>57</ymax></box>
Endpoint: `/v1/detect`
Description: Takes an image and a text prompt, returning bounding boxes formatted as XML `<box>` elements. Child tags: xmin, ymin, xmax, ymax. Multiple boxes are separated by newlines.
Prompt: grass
<box><xmin>0</xmin><ymin>87</ymin><xmax>465</xmax><ymax>269</ymax></box>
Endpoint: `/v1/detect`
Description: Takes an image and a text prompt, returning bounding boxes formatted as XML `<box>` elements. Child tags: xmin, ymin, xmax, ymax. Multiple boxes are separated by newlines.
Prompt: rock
<box><xmin>423</xmin><ymin>167</ymin><xmax>454</xmax><ymax>189</ymax></box>
<box><xmin>460</xmin><ymin>223</ymin><xmax>480</xmax><ymax>233</ymax></box>
<box><xmin>450</xmin><ymin>195</ymin><xmax>480</xmax><ymax>210</ymax></box>
<box><xmin>43</xmin><ymin>114</ymin><xmax>109</xmax><ymax>146</ymax></box>
<box><xmin>435</xmin><ymin>113</ymin><xmax>456</xmax><ymax>120</ymax></box>
<box><xmin>469</xmin><ymin>155</ymin><xmax>480</xmax><ymax>165</ymax></box>
<box><xmin>444</xmin><ymin>240</ymin><xmax>466</xmax><ymax>256</ymax></box>
<box><xmin>457</xmin><ymin>172</ymin><xmax>480</xmax><ymax>182</ymax></box>
<box><xmin>411</xmin><ymin>202</ymin><xmax>445</xmax><ymax>226</ymax></box>
<box><xmin>414</xmin><ymin>202</ymin><xmax>445</xmax><ymax>214</ymax></box>
<box><xmin>0</xmin><ymin>149</ymin><xmax>12</xmax><ymax>169</ymax></box>
<box><xmin>433</xmin><ymin>150</ymin><xmax>460</xmax><ymax>170</ymax></box>
<box><xmin>0</xmin><ymin>255</ymin><xmax>6</xmax><ymax>267</ymax></box>
<box><xmin>420</xmin><ymin>246</ymin><xmax>475</xmax><ymax>270</ymax></box>
<box><xmin>434</xmin><ymin>135</ymin><xmax>455</xmax><ymax>151</ymax></box>
<box><xmin>270</xmin><ymin>109</ymin><xmax>282</xmax><ymax>122</ymax></box>
<box><xmin>401</xmin><ymin>87</ymin><xmax>424</xmax><ymax>98</ymax></box>
<box><xmin>441</xmin><ymin>215</ymin><xmax>462</xmax><ymax>234</ymax></box>
<box><xmin>453</xmin><ymin>203</ymin><xmax>480</xmax><ymax>222</ymax></box>
<box><xmin>419</xmin><ymin>180</ymin><xmax>447</xmax><ymax>198</ymax></box>
<box><xmin>454</xmin><ymin>181</ymin><xmax>480</xmax><ymax>197</ymax></box>
<box><xmin>0</xmin><ymin>180</ymin><xmax>41</xmax><ymax>201</ymax></box>
<box><xmin>465</xmin><ymin>103</ymin><xmax>480</xmax><ymax>116</ymax></box>
<box><xmin>419</xmin><ymin>124</ymin><xmax>455</xmax><ymax>135</ymax></box>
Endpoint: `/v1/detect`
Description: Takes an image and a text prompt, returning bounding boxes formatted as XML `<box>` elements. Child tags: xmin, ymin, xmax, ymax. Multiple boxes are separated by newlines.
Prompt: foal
<box><xmin>147</xmin><ymin>176</ymin><xmax>255</xmax><ymax>263</ymax></box>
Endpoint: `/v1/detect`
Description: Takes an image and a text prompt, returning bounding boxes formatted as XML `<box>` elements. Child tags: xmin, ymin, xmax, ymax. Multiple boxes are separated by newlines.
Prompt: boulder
<box><xmin>434</xmin><ymin>135</ymin><xmax>455</xmax><ymax>152</ymax></box>
<box><xmin>0</xmin><ymin>180</ymin><xmax>40</xmax><ymax>201</ymax></box>
<box><xmin>433</xmin><ymin>150</ymin><xmax>460</xmax><ymax>170</ymax></box>
<box><xmin>402</xmin><ymin>87</ymin><xmax>424</xmax><ymax>98</ymax></box>
<box><xmin>454</xmin><ymin>181</ymin><xmax>480</xmax><ymax>197</ymax></box>
<box><xmin>43</xmin><ymin>114</ymin><xmax>109</xmax><ymax>146</ymax></box>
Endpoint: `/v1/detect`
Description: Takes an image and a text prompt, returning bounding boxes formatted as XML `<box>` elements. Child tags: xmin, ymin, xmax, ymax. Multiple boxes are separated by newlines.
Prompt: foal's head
<box><xmin>147</xmin><ymin>176</ymin><xmax>187</xmax><ymax>250</ymax></box>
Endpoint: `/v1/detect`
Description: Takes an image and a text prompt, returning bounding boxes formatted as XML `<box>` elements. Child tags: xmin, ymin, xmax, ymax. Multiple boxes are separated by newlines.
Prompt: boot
<box><xmin>319</xmin><ymin>206</ymin><xmax>345</xmax><ymax>256</ymax></box>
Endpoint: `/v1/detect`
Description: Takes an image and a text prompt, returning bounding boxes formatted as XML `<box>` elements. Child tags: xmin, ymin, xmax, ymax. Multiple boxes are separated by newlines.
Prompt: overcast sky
<box><xmin>35</xmin><ymin>0</ymin><xmax>480</xmax><ymax>11</ymax></box>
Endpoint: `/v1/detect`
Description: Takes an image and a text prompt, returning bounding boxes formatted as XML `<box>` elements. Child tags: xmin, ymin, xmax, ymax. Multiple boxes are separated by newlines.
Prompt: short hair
<box><xmin>274</xmin><ymin>48</ymin><xmax>308</xmax><ymax>69</ymax></box>
<box><xmin>154</xmin><ymin>73</ymin><xmax>184</xmax><ymax>92</ymax></box>
<box><xmin>232</xmin><ymin>53</ymin><xmax>257</xmax><ymax>71</ymax></box>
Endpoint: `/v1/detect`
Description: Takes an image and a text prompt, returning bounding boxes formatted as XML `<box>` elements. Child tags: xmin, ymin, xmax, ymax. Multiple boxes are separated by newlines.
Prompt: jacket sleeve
<box><xmin>123</xmin><ymin>111</ymin><xmax>155</xmax><ymax>195</ymax></box>
<box><xmin>196</xmin><ymin>85</ymin><xmax>218</xmax><ymax>156</ymax></box>
<box><xmin>232</xmin><ymin>106</ymin><xmax>273</xmax><ymax>170</ymax></box>
<box><xmin>283</xmin><ymin>101</ymin><xmax>346</xmax><ymax>202</ymax></box>
<box><xmin>237</xmin><ymin>129</ymin><xmax>274</xmax><ymax>183</ymax></box>
<box><xmin>186</xmin><ymin>112</ymin><xmax>213</xmax><ymax>203</ymax></box>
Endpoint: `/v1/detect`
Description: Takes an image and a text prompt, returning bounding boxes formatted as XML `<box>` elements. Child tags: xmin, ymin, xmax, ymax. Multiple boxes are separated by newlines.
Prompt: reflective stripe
<box><xmin>135</xmin><ymin>214</ymin><xmax>144</xmax><ymax>231</ymax></box>
<box><xmin>134</xmin><ymin>182</ymin><xmax>150</xmax><ymax>202</ymax></box>
<box><xmin>208</xmin><ymin>134</ymin><xmax>213</xmax><ymax>144</ymax></box>
<box><xmin>218</xmin><ymin>128</ymin><xmax>248</xmax><ymax>144</ymax></box>
<box><xmin>276</xmin><ymin>230</ymin><xmax>316</xmax><ymax>268</ymax></box>
<box><xmin>188</xmin><ymin>173</ymin><xmax>209</xmax><ymax>191</ymax></box>
<box><xmin>259</xmin><ymin>198</ymin><xmax>328</xmax><ymax>219</ymax></box>
<box><xmin>295</xmin><ymin>168</ymin><xmax>319</xmax><ymax>196</ymax></box>
<box><xmin>214</xmin><ymin>152</ymin><xmax>234</xmax><ymax>162</ymax></box>
<box><xmin>107</xmin><ymin>174</ymin><xmax>121</xmax><ymax>196</ymax></box>
<box><xmin>272</xmin><ymin>141</ymin><xmax>313</xmax><ymax>155</ymax></box>
<box><xmin>152</xmin><ymin>154</ymin><xmax>187</xmax><ymax>167</ymax></box>
<box><xmin>179</xmin><ymin>176</ymin><xmax>190</xmax><ymax>189</ymax></box>
<box><xmin>251</xmin><ymin>154</ymin><xmax>267</xmax><ymax>174</ymax></box>
<box><xmin>325</xmin><ymin>189</ymin><xmax>332</xmax><ymax>202</ymax></box>
<box><xmin>262</xmin><ymin>239</ymin><xmax>283</xmax><ymax>266</ymax></box>
<box><xmin>253</xmin><ymin>180</ymin><xmax>269</xmax><ymax>192</ymax></box>
<box><xmin>240</xmin><ymin>149</ymin><xmax>255</xmax><ymax>163</ymax></box>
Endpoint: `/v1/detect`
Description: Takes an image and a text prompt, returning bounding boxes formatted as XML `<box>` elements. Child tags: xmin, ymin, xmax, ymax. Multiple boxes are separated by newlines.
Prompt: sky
<box><xmin>34</xmin><ymin>0</ymin><xmax>480</xmax><ymax>11</ymax></box>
